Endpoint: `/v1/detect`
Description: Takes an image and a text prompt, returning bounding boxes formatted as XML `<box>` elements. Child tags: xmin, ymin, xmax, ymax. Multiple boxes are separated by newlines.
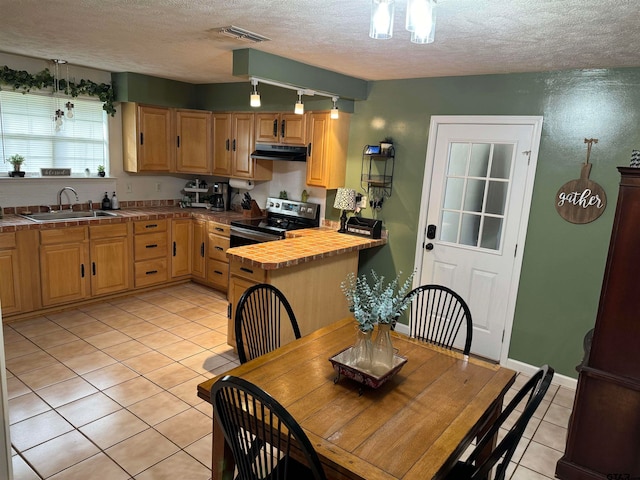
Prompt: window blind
<box><xmin>0</xmin><ymin>90</ymin><xmax>109</xmax><ymax>175</ymax></box>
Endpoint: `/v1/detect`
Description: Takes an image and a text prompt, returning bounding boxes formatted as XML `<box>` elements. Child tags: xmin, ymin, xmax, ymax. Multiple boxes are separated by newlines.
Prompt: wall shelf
<box><xmin>361</xmin><ymin>145</ymin><xmax>395</xmax><ymax>198</ymax></box>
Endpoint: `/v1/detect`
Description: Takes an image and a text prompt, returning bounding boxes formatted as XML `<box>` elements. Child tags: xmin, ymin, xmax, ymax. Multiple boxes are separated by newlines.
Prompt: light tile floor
<box><xmin>3</xmin><ymin>283</ymin><xmax>574</xmax><ymax>479</ymax></box>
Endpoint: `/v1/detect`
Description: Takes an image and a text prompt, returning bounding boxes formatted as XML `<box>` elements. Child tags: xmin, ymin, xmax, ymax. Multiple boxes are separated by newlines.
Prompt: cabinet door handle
<box><xmin>140</xmin><ymin>133</ymin><xmax>144</xmax><ymax>145</ymax></box>
<box><xmin>240</xmin><ymin>267</ymin><xmax>254</xmax><ymax>274</ymax></box>
<box><xmin>214</xmin><ymin>270</ymin><xmax>223</xmax><ymax>275</ymax></box>
<box><xmin>145</xmin><ymin>244</ymin><xmax>158</xmax><ymax>249</ymax></box>
<box><xmin>232</xmin><ymin>139</ymin><xmax>236</xmax><ymax>151</ymax></box>
<box><xmin>177</xmin><ymin>135</ymin><xmax>180</xmax><ymax>148</ymax></box>
<box><xmin>92</xmin><ymin>262</ymin><xmax>96</xmax><ymax>276</ymax></box>
<box><xmin>146</xmin><ymin>270</ymin><xmax>158</xmax><ymax>275</ymax></box>
<box><xmin>145</xmin><ymin>224</ymin><xmax>158</xmax><ymax>229</ymax></box>
<box><xmin>201</xmin><ymin>242</ymin><xmax>205</xmax><ymax>257</ymax></box>
<box><xmin>225</xmin><ymin>139</ymin><xmax>230</xmax><ymax>151</ymax></box>
<box><xmin>173</xmin><ymin>242</ymin><xmax>177</xmax><ymax>256</ymax></box>
<box><xmin>273</xmin><ymin>119</ymin><xmax>278</xmax><ymax>138</ymax></box>
<box><xmin>81</xmin><ymin>264</ymin><xmax>85</xmax><ymax>278</ymax></box>
<box><xmin>281</xmin><ymin>119</ymin><xmax>286</xmax><ymax>138</ymax></box>
<box><xmin>215</xmin><ymin>227</ymin><xmax>224</xmax><ymax>232</ymax></box>
<box><xmin>307</xmin><ymin>142</ymin><xmax>312</xmax><ymax>156</ymax></box>
<box><xmin>215</xmin><ymin>246</ymin><xmax>224</xmax><ymax>251</ymax></box>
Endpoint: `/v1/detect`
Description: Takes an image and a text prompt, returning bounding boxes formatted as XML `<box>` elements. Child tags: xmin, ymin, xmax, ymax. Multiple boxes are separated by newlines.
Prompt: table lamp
<box><xmin>333</xmin><ymin>188</ymin><xmax>357</xmax><ymax>233</ymax></box>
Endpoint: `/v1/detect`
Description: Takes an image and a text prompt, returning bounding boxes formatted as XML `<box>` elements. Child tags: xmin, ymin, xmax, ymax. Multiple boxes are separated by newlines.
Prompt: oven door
<box><xmin>230</xmin><ymin>225</ymin><xmax>283</xmax><ymax>247</ymax></box>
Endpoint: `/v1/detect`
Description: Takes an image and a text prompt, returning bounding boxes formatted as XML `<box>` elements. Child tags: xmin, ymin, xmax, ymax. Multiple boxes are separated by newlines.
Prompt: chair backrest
<box><xmin>405</xmin><ymin>284</ymin><xmax>473</xmax><ymax>356</ymax></box>
<box><xmin>211</xmin><ymin>375</ymin><xmax>327</xmax><ymax>480</ymax></box>
<box><xmin>235</xmin><ymin>283</ymin><xmax>301</xmax><ymax>364</ymax></box>
<box><xmin>461</xmin><ymin>365</ymin><xmax>555</xmax><ymax>480</ymax></box>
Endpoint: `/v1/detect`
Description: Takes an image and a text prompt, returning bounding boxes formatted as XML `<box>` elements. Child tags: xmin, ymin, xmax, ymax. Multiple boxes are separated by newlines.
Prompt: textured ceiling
<box><xmin>1</xmin><ymin>0</ymin><xmax>639</xmax><ymax>86</ymax></box>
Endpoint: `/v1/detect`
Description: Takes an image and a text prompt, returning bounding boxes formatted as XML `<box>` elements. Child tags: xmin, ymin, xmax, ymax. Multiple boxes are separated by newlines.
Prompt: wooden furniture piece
<box><xmin>198</xmin><ymin>317</ymin><xmax>516</xmax><ymax>480</ymax></box>
<box><xmin>235</xmin><ymin>283</ymin><xmax>301</xmax><ymax>364</ymax></box>
<box><xmin>211</xmin><ymin>375</ymin><xmax>327</xmax><ymax>480</ymax></box>
<box><xmin>133</xmin><ymin>219</ymin><xmax>170</xmax><ymax>287</ymax></box>
<box><xmin>306</xmin><ymin>111</ymin><xmax>351</xmax><ymax>188</ymax></box>
<box><xmin>405</xmin><ymin>284</ymin><xmax>474</xmax><ymax>357</ymax></box>
<box><xmin>255</xmin><ymin>112</ymin><xmax>306</xmax><ymax>145</ymax></box>
<box><xmin>447</xmin><ymin>365</ymin><xmax>554</xmax><ymax>479</ymax></box>
<box><xmin>557</xmin><ymin>167</ymin><xmax>640</xmax><ymax>479</ymax></box>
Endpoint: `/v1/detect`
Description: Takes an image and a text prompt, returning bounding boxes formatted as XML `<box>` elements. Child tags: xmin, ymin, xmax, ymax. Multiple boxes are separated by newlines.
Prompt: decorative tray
<box><xmin>329</xmin><ymin>346</ymin><xmax>408</xmax><ymax>391</ymax></box>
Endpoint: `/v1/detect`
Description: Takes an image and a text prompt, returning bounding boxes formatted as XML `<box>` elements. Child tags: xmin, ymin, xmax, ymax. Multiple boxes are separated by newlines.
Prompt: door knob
<box><xmin>425</xmin><ymin>243</ymin><xmax>434</xmax><ymax>251</ymax></box>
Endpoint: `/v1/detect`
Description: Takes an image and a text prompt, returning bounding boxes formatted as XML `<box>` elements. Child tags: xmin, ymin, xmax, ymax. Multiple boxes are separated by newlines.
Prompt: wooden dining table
<box><xmin>197</xmin><ymin>317</ymin><xmax>516</xmax><ymax>480</ymax></box>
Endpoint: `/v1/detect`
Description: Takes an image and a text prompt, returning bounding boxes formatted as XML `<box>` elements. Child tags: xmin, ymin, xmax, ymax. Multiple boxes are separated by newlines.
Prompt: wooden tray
<box><xmin>329</xmin><ymin>346</ymin><xmax>407</xmax><ymax>391</ymax></box>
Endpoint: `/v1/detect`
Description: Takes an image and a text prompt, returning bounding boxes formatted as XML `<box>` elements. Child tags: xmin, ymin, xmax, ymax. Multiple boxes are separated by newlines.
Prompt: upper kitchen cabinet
<box><xmin>122</xmin><ymin>103</ymin><xmax>175</xmax><ymax>173</ymax></box>
<box><xmin>212</xmin><ymin>112</ymin><xmax>272</xmax><ymax>180</ymax></box>
<box><xmin>306</xmin><ymin>112</ymin><xmax>351</xmax><ymax>189</ymax></box>
<box><xmin>175</xmin><ymin>109</ymin><xmax>212</xmax><ymax>174</ymax></box>
<box><xmin>255</xmin><ymin>113</ymin><xmax>306</xmax><ymax>145</ymax></box>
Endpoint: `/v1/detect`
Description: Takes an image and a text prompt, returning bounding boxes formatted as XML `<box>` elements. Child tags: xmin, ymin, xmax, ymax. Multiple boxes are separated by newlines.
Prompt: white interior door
<box><xmin>413</xmin><ymin>116</ymin><xmax>542</xmax><ymax>362</ymax></box>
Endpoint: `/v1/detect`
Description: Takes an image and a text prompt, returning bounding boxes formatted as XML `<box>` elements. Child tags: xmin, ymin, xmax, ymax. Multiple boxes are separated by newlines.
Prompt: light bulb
<box><xmin>294</xmin><ymin>91</ymin><xmax>304</xmax><ymax>115</ymax></box>
<box><xmin>370</xmin><ymin>0</ymin><xmax>395</xmax><ymax>39</ymax></box>
<box><xmin>250</xmin><ymin>93</ymin><xmax>261</xmax><ymax>107</ymax></box>
<box><xmin>330</xmin><ymin>97</ymin><xmax>339</xmax><ymax>119</ymax></box>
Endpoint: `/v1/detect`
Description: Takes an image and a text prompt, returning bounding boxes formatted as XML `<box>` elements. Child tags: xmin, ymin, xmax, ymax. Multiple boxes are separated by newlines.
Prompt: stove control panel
<box><xmin>265</xmin><ymin>197</ymin><xmax>319</xmax><ymax>221</ymax></box>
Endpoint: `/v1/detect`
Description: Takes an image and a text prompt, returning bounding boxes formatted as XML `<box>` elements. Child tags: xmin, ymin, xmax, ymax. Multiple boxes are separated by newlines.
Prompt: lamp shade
<box><xmin>334</xmin><ymin>188</ymin><xmax>357</xmax><ymax>211</ymax></box>
<box><xmin>370</xmin><ymin>0</ymin><xmax>395</xmax><ymax>39</ymax></box>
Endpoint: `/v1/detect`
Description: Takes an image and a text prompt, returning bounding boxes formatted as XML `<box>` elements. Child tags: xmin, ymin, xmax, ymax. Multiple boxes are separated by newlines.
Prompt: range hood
<box><xmin>251</xmin><ymin>143</ymin><xmax>307</xmax><ymax>162</ymax></box>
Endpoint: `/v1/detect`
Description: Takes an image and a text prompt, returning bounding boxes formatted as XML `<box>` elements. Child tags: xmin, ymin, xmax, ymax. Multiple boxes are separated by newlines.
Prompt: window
<box><xmin>0</xmin><ymin>90</ymin><xmax>109</xmax><ymax>175</ymax></box>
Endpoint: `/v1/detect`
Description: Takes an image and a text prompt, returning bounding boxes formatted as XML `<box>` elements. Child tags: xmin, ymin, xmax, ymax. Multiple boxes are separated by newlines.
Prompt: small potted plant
<box><xmin>7</xmin><ymin>154</ymin><xmax>26</xmax><ymax>177</ymax></box>
<box><xmin>379</xmin><ymin>137</ymin><xmax>394</xmax><ymax>155</ymax></box>
<box><xmin>97</xmin><ymin>165</ymin><xmax>106</xmax><ymax>177</ymax></box>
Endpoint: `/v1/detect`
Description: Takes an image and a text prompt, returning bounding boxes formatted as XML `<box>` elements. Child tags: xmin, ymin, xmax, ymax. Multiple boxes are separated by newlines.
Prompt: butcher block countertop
<box><xmin>226</xmin><ymin>226</ymin><xmax>387</xmax><ymax>270</ymax></box>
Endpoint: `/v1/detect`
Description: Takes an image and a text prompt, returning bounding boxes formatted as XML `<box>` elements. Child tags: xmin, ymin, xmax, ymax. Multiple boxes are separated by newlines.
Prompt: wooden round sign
<box><xmin>555</xmin><ymin>163</ymin><xmax>606</xmax><ymax>224</ymax></box>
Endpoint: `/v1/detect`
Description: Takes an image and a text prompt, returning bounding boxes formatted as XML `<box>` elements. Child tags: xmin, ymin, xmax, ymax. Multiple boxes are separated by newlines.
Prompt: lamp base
<box><xmin>338</xmin><ymin>209</ymin><xmax>348</xmax><ymax>233</ymax></box>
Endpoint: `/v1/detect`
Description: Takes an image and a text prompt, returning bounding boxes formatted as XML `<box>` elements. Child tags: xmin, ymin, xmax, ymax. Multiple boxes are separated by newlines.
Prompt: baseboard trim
<box><xmin>506</xmin><ymin>358</ymin><xmax>577</xmax><ymax>390</ymax></box>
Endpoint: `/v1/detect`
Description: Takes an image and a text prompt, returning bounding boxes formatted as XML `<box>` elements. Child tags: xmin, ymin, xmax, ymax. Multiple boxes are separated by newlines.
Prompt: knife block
<box><xmin>243</xmin><ymin>200</ymin><xmax>263</xmax><ymax>218</ymax></box>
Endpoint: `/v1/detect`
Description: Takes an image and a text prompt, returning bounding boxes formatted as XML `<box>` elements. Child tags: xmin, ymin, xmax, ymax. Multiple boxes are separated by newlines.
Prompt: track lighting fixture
<box><xmin>294</xmin><ymin>90</ymin><xmax>304</xmax><ymax>115</ymax></box>
<box><xmin>250</xmin><ymin>78</ymin><xmax>261</xmax><ymax>107</ymax></box>
<box><xmin>369</xmin><ymin>0</ymin><xmax>438</xmax><ymax>44</ymax></box>
<box><xmin>330</xmin><ymin>97</ymin><xmax>339</xmax><ymax>119</ymax></box>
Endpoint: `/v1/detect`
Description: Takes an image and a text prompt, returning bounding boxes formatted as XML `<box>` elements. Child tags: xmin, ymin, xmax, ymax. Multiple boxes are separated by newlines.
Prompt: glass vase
<box><xmin>350</xmin><ymin>327</ymin><xmax>373</xmax><ymax>370</ymax></box>
<box><xmin>372</xmin><ymin>323</ymin><xmax>394</xmax><ymax>375</ymax></box>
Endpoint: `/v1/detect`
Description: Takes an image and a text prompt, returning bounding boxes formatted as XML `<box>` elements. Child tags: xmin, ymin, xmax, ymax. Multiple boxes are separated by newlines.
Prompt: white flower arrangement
<box><xmin>341</xmin><ymin>270</ymin><xmax>416</xmax><ymax>332</ymax></box>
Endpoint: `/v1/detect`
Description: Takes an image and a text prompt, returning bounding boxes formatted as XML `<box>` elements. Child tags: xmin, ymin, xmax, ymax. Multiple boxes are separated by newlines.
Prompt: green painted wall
<box><xmin>347</xmin><ymin>68</ymin><xmax>640</xmax><ymax>378</ymax></box>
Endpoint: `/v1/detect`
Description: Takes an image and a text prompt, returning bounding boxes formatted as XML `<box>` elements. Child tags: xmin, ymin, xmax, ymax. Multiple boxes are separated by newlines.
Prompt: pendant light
<box><xmin>406</xmin><ymin>0</ymin><xmax>436</xmax><ymax>44</ymax></box>
<box><xmin>294</xmin><ymin>90</ymin><xmax>304</xmax><ymax>115</ymax></box>
<box><xmin>250</xmin><ymin>78</ymin><xmax>261</xmax><ymax>107</ymax></box>
<box><xmin>369</xmin><ymin>0</ymin><xmax>395</xmax><ymax>39</ymax></box>
<box><xmin>330</xmin><ymin>97</ymin><xmax>339</xmax><ymax>119</ymax></box>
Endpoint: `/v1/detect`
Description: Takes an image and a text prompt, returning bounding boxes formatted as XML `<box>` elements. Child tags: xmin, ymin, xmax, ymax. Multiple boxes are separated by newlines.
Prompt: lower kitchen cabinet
<box><xmin>0</xmin><ymin>233</ymin><xmax>22</xmax><ymax>315</ymax></box>
<box><xmin>206</xmin><ymin>221</ymin><xmax>231</xmax><ymax>292</ymax></box>
<box><xmin>89</xmin><ymin>224</ymin><xmax>132</xmax><ymax>296</ymax></box>
<box><xmin>192</xmin><ymin>220</ymin><xmax>207</xmax><ymax>280</ymax></box>
<box><xmin>171</xmin><ymin>219</ymin><xmax>193</xmax><ymax>278</ymax></box>
<box><xmin>134</xmin><ymin>219</ymin><xmax>170</xmax><ymax>287</ymax></box>
<box><xmin>40</xmin><ymin>227</ymin><xmax>90</xmax><ymax>307</ymax></box>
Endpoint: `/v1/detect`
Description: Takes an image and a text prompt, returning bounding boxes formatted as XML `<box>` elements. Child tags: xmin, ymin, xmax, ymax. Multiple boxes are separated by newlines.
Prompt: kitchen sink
<box><xmin>20</xmin><ymin>210</ymin><xmax>119</xmax><ymax>222</ymax></box>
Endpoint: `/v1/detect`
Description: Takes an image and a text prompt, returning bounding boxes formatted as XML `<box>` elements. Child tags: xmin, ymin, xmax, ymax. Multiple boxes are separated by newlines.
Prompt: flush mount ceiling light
<box><xmin>216</xmin><ymin>25</ymin><xmax>271</xmax><ymax>43</ymax></box>
<box><xmin>330</xmin><ymin>97</ymin><xmax>339</xmax><ymax>119</ymax></box>
<box><xmin>250</xmin><ymin>78</ymin><xmax>261</xmax><ymax>107</ymax></box>
<box><xmin>294</xmin><ymin>90</ymin><xmax>304</xmax><ymax>115</ymax></box>
<box><xmin>248</xmin><ymin>77</ymin><xmax>340</xmax><ymax>117</ymax></box>
<box><xmin>369</xmin><ymin>0</ymin><xmax>438</xmax><ymax>43</ymax></box>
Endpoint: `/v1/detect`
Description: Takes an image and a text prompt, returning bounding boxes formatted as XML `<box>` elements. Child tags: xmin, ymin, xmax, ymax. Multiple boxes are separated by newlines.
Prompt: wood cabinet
<box><xmin>212</xmin><ymin>112</ymin><xmax>272</xmax><ymax>180</ymax></box>
<box><xmin>171</xmin><ymin>219</ymin><xmax>192</xmax><ymax>278</ymax></box>
<box><xmin>40</xmin><ymin>227</ymin><xmax>90</xmax><ymax>307</ymax></box>
<box><xmin>122</xmin><ymin>103</ymin><xmax>174</xmax><ymax>172</ymax></box>
<box><xmin>134</xmin><ymin>219</ymin><xmax>170</xmax><ymax>287</ymax></box>
<box><xmin>557</xmin><ymin>167</ymin><xmax>640</xmax><ymax>479</ymax></box>
<box><xmin>0</xmin><ymin>233</ymin><xmax>22</xmax><ymax>315</ymax></box>
<box><xmin>89</xmin><ymin>224</ymin><xmax>132</xmax><ymax>296</ymax></box>
<box><xmin>255</xmin><ymin>112</ymin><xmax>306</xmax><ymax>145</ymax></box>
<box><xmin>176</xmin><ymin>109</ymin><xmax>212</xmax><ymax>173</ymax></box>
<box><xmin>306</xmin><ymin>111</ymin><xmax>351</xmax><ymax>189</ymax></box>
<box><xmin>207</xmin><ymin>221</ymin><xmax>231</xmax><ymax>292</ymax></box>
<box><xmin>192</xmin><ymin>220</ymin><xmax>207</xmax><ymax>280</ymax></box>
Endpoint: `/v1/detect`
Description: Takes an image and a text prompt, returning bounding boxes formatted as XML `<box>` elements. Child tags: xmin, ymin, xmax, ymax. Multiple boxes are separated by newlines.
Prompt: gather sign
<box><xmin>555</xmin><ymin>163</ymin><xmax>606</xmax><ymax>224</ymax></box>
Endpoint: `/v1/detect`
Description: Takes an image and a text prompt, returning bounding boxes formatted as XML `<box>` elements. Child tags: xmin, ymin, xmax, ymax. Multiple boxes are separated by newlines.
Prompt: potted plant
<box><xmin>7</xmin><ymin>154</ymin><xmax>26</xmax><ymax>177</ymax></box>
<box><xmin>97</xmin><ymin>165</ymin><xmax>106</xmax><ymax>177</ymax></box>
<box><xmin>341</xmin><ymin>270</ymin><xmax>415</xmax><ymax>372</ymax></box>
<box><xmin>379</xmin><ymin>137</ymin><xmax>394</xmax><ymax>155</ymax></box>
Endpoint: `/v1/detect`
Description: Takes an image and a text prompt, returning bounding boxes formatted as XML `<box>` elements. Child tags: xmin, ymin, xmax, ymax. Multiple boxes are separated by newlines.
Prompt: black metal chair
<box><xmin>211</xmin><ymin>375</ymin><xmax>327</xmax><ymax>480</ymax></box>
<box><xmin>445</xmin><ymin>365</ymin><xmax>555</xmax><ymax>480</ymax></box>
<box><xmin>235</xmin><ymin>283</ymin><xmax>301</xmax><ymax>364</ymax></box>
<box><xmin>404</xmin><ymin>284</ymin><xmax>473</xmax><ymax>357</ymax></box>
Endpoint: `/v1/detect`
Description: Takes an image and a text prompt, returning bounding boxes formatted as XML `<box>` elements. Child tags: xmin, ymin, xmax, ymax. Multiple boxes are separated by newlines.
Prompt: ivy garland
<box><xmin>0</xmin><ymin>65</ymin><xmax>116</xmax><ymax>116</ymax></box>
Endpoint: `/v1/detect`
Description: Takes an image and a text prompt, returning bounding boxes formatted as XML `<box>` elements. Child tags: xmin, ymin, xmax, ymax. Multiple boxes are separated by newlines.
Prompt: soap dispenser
<box><xmin>101</xmin><ymin>192</ymin><xmax>111</xmax><ymax>210</ymax></box>
<box><xmin>111</xmin><ymin>191</ymin><xmax>119</xmax><ymax>210</ymax></box>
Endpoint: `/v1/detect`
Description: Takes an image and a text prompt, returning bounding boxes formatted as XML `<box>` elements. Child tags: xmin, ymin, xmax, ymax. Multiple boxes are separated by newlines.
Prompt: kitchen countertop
<box><xmin>226</xmin><ymin>226</ymin><xmax>387</xmax><ymax>270</ymax></box>
<box><xmin>0</xmin><ymin>206</ymin><xmax>247</xmax><ymax>232</ymax></box>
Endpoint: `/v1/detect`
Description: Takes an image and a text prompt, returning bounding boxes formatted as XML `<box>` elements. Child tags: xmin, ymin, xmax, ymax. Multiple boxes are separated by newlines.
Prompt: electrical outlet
<box><xmin>360</xmin><ymin>195</ymin><xmax>367</xmax><ymax>209</ymax></box>
<box><xmin>126</xmin><ymin>183</ymin><xmax>132</xmax><ymax>193</ymax></box>
<box><xmin>155</xmin><ymin>182</ymin><xmax>161</xmax><ymax>192</ymax></box>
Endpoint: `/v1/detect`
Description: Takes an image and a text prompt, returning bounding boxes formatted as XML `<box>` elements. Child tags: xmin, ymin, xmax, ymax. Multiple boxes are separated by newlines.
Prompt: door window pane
<box><xmin>490</xmin><ymin>144</ymin><xmax>513</xmax><ymax>179</ymax></box>
<box><xmin>485</xmin><ymin>181</ymin><xmax>508</xmax><ymax>215</ymax></box>
<box><xmin>460</xmin><ymin>213</ymin><xmax>481</xmax><ymax>247</ymax></box>
<box><xmin>463</xmin><ymin>179</ymin><xmax>486</xmax><ymax>212</ymax></box>
<box><xmin>481</xmin><ymin>217</ymin><xmax>503</xmax><ymax>250</ymax></box>
<box><xmin>440</xmin><ymin>211</ymin><xmax>459</xmax><ymax>243</ymax></box>
<box><xmin>443</xmin><ymin>177</ymin><xmax>464</xmax><ymax>210</ymax></box>
<box><xmin>448</xmin><ymin>143</ymin><xmax>469</xmax><ymax>176</ymax></box>
<box><xmin>468</xmin><ymin>143</ymin><xmax>490</xmax><ymax>177</ymax></box>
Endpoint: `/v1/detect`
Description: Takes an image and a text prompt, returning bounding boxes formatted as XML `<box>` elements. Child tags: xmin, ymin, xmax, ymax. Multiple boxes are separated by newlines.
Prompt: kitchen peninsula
<box><xmin>226</xmin><ymin>227</ymin><xmax>386</xmax><ymax>348</ymax></box>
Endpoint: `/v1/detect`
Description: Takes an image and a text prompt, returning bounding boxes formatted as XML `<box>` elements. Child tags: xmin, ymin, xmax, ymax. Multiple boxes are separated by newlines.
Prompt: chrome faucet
<box><xmin>57</xmin><ymin>186</ymin><xmax>79</xmax><ymax>211</ymax></box>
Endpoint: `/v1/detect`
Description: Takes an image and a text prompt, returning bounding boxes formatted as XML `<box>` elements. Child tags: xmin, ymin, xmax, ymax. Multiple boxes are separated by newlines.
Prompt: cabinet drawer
<box><xmin>134</xmin><ymin>232</ymin><xmax>168</xmax><ymax>260</ymax></box>
<box><xmin>134</xmin><ymin>258</ymin><xmax>168</xmax><ymax>287</ymax></box>
<box><xmin>209</xmin><ymin>222</ymin><xmax>230</xmax><ymax>237</ymax></box>
<box><xmin>208</xmin><ymin>259</ymin><xmax>230</xmax><ymax>290</ymax></box>
<box><xmin>230</xmin><ymin>261</ymin><xmax>266</xmax><ymax>283</ymax></box>
<box><xmin>134</xmin><ymin>219</ymin><xmax>167</xmax><ymax>234</ymax></box>
<box><xmin>90</xmin><ymin>223</ymin><xmax>128</xmax><ymax>239</ymax></box>
<box><xmin>0</xmin><ymin>232</ymin><xmax>16</xmax><ymax>249</ymax></box>
<box><xmin>208</xmin><ymin>234</ymin><xmax>230</xmax><ymax>262</ymax></box>
<box><xmin>41</xmin><ymin>227</ymin><xmax>87</xmax><ymax>245</ymax></box>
